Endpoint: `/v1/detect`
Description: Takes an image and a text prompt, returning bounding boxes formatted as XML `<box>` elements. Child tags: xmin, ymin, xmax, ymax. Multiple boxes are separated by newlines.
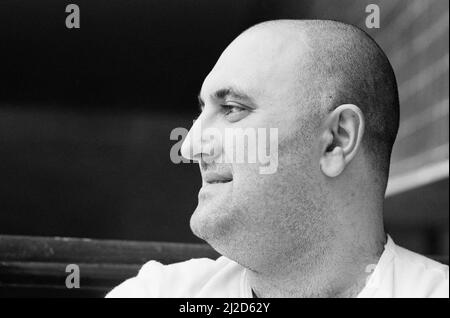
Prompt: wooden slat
<box><xmin>0</xmin><ymin>235</ymin><xmax>220</xmax><ymax>265</ymax></box>
<box><xmin>0</xmin><ymin>261</ymin><xmax>139</xmax><ymax>289</ymax></box>
<box><xmin>0</xmin><ymin>234</ymin><xmax>220</xmax><ymax>297</ymax></box>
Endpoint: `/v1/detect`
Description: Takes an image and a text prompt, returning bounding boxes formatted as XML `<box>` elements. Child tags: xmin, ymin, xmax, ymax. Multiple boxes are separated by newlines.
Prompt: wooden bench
<box><xmin>0</xmin><ymin>235</ymin><xmax>219</xmax><ymax>297</ymax></box>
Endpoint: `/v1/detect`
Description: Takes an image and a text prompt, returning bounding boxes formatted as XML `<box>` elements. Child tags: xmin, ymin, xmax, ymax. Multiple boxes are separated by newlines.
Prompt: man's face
<box><xmin>181</xmin><ymin>29</ymin><xmax>329</xmax><ymax>269</ymax></box>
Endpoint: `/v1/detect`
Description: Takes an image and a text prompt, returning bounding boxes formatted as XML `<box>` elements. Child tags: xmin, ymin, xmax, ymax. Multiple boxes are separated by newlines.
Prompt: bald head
<box><xmin>239</xmin><ymin>20</ymin><xmax>400</xmax><ymax>181</ymax></box>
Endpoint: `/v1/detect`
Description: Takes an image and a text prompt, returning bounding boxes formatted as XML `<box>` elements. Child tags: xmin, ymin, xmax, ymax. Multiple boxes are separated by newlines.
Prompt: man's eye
<box><xmin>222</xmin><ymin>105</ymin><xmax>243</xmax><ymax>115</ymax></box>
<box><xmin>221</xmin><ymin>104</ymin><xmax>249</xmax><ymax>122</ymax></box>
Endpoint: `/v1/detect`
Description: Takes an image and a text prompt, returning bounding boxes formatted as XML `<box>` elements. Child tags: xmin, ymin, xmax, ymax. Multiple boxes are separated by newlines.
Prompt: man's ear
<box><xmin>319</xmin><ymin>104</ymin><xmax>365</xmax><ymax>177</ymax></box>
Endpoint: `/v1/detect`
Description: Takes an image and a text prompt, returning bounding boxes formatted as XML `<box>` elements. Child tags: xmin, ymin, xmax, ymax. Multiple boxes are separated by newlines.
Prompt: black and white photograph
<box><xmin>0</xmin><ymin>0</ymin><xmax>448</xmax><ymax>302</ymax></box>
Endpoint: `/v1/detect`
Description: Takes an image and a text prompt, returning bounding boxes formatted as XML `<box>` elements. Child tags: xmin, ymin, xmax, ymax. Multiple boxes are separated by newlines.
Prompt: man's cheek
<box><xmin>231</xmin><ymin>163</ymin><xmax>260</xmax><ymax>188</ymax></box>
<box><xmin>232</xmin><ymin>171</ymin><xmax>274</xmax><ymax>204</ymax></box>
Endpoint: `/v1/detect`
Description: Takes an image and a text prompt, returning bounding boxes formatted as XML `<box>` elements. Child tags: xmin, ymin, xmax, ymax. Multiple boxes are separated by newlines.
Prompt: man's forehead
<box><xmin>201</xmin><ymin>30</ymin><xmax>312</xmax><ymax>102</ymax></box>
<box><xmin>218</xmin><ymin>28</ymin><xmax>309</xmax><ymax>68</ymax></box>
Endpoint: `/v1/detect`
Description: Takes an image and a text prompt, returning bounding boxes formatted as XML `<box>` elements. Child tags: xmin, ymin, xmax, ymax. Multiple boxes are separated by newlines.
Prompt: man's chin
<box><xmin>189</xmin><ymin>204</ymin><xmax>235</xmax><ymax>244</ymax></box>
<box><xmin>190</xmin><ymin>205</ymin><xmax>257</xmax><ymax>270</ymax></box>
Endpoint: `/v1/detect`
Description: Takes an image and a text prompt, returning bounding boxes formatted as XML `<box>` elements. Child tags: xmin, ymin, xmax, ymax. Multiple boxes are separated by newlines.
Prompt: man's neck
<box><xmin>247</xmin><ymin>226</ymin><xmax>386</xmax><ymax>298</ymax></box>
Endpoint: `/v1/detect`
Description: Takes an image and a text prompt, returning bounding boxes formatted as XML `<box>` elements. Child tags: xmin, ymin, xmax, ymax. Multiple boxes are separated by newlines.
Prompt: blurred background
<box><xmin>0</xmin><ymin>0</ymin><xmax>448</xmax><ymax>258</ymax></box>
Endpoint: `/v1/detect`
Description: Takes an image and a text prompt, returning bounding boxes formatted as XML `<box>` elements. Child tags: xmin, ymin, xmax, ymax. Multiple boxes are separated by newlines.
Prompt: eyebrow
<box><xmin>198</xmin><ymin>86</ymin><xmax>255</xmax><ymax>111</ymax></box>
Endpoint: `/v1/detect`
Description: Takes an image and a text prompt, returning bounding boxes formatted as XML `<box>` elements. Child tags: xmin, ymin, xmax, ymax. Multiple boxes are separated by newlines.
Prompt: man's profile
<box><xmin>107</xmin><ymin>19</ymin><xmax>449</xmax><ymax>298</ymax></box>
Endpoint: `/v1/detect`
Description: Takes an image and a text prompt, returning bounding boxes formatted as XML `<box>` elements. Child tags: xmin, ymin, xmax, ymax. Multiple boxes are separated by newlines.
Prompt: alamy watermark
<box><xmin>170</xmin><ymin>122</ymin><xmax>279</xmax><ymax>175</ymax></box>
<box><xmin>365</xmin><ymin>4</ymin><xmax>380</xmax><ymax>29</ymax></box>
<box><xmin>65</xmin><ymin>264</ymin><xmax>80</xmax><ymax>289</ymax></box>
<box><xmin>65</xmin><ymin>4</ymin><xmax>80</xmax><ymax>29</ymax></box>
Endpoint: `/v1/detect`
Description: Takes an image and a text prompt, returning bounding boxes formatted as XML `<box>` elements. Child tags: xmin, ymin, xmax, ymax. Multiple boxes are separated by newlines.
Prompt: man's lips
<box><xmin>202</xmin><ymin>171</ymin><xmax>233</xmax><ymax>184</ymax></box>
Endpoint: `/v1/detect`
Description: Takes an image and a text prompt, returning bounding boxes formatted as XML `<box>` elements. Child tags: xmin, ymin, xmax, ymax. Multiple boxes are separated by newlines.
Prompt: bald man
<box><xmin>107</xmin><ymin>20</ymin><xmax>449</xmax><ymax>298</ymax></box>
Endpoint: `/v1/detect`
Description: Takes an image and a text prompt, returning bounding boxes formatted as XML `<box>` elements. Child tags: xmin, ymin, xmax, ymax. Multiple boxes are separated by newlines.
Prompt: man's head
<box><xmin>181</xmin><ymin>20</ymin><xmax>399</xmax><ymax>272</ymax></box>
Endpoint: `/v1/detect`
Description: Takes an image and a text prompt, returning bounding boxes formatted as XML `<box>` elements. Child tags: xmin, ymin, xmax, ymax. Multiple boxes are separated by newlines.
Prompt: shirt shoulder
<box><xmin>391</xmin><ymin>243</ymin><xmax>449</xmax><ymax>297</ymax></box>
<box><xmin>367</xmin><ymin>237</ymin><xmax>449</xmax><ymax>298</ymax></box>
<box><xmin>106</xmin><ymin>256</ymin><xmax>245</xmax><ymax>298</ymax></box>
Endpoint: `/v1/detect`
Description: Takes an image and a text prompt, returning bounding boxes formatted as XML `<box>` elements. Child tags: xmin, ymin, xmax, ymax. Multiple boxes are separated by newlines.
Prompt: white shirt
<box><xmin>106</xmin><ymin>236</ymin><xmax>449</xmax><ymax>298</ymax></box>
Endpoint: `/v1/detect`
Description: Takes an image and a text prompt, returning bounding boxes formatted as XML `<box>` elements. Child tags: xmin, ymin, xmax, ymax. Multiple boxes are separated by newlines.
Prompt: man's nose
<box><xmin>180</xmin><ymin>117</ymin><xmax>223</xmax><ymax>163</ymax></box>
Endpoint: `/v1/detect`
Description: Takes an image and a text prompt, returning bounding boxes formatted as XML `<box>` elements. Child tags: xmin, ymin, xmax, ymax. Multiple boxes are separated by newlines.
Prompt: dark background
<box><xmin>0</xmin><ymin>0</ymin><xmax>289</xmax><ymax>243</ymax></box>
<box><xmin>0</xmin><ymin>0</ymin><xmax>448</xmax><ymax>256</ymax></box>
